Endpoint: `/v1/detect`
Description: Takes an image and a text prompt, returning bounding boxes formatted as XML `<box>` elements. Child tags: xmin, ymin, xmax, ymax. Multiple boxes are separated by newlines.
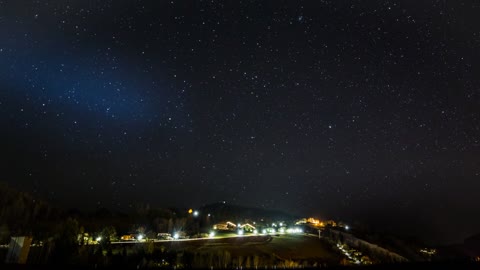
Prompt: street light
<box><xmin>193</xmin><ymin>210</ymin><xmax>199</xmax><ymax>217</ymax></box>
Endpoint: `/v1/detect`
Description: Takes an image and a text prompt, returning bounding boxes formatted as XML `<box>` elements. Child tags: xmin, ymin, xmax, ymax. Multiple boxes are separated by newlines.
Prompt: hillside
<box><xmin>200</xmin><ymin>202</ymin><xmax>298</xmax><ymax>223</ymax></box>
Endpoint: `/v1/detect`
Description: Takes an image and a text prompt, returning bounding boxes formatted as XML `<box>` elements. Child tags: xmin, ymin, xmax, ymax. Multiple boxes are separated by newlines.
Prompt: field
<box><xmin>137</xmin><ymin>234</ymin><xmax>343</xmax><ymax>267</ymax></box>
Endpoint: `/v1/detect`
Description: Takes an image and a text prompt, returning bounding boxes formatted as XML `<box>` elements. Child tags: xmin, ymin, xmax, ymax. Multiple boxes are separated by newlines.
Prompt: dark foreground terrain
<box><xmin>1</xmin><ymin>234</ymin><xmax>479</xmax><ymax>269</ymax></box>
<box><xmin>1</xmin><ymin>262</ymin><xmax>480</xmax><ymax>270</ymax></box>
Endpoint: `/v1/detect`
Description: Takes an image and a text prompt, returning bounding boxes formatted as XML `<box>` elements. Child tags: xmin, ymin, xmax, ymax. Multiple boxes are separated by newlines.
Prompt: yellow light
<box><xmin>188</xmin><ymin>209</ymin><xmax>193</xmax><ymax>214</ymax></box>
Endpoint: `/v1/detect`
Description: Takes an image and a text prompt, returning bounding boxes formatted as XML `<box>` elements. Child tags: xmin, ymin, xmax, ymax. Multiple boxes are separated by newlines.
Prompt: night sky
<box><xmin>1</xmin><ymin>1</ymin><xmax>480</xmax><ymax>244</ymax></box>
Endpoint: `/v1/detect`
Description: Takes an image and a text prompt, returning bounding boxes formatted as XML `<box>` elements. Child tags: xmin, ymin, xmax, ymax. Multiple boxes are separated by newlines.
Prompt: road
<box><xmin>111</xmin><ymin>233</ymin><xmax>269</xmax><ymax>244</ymax></box>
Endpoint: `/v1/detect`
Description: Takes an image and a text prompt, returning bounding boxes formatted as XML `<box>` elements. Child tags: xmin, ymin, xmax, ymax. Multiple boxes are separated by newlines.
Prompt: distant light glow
<box><xmin>137</xmin><ymin>234</ymin><xmax>144</xmax><ymax>241</ymax></box>
<box><xmin>237</xmin><ymin>230</ymin><xmax>244</xmax><ymax>235</ymax></box>
<box><xmin>286</xmin><ymin>227</ymin><xmax>303</xmax><ymax>234</ymax></box>
<box><xmin>209</xmin><ymin>232</ymin><xmax>215</xmax><ymax>238</ymax></box>
<box><xmin>267</xmin><ymin>228</ymin><xmax>276</xmax><ymax>234</ymax></box>
<box><xmin>95</xmin><ymin>237</ymin><xmax>102</xmax><ymax>242</ymax></box>
<box><xmin>193</xmin><ymin>210</ymin><xmax>199</xmax><ymax>217</ymax></box>
<box><xmin>345</xmin><ymin>225</ymin><xmax>350</xmax><ymax>230</ymax></box>
<box><xmin>173</xmin><ymin>233</ymin><xmax>179</xmax><ymax>239</ymax></box>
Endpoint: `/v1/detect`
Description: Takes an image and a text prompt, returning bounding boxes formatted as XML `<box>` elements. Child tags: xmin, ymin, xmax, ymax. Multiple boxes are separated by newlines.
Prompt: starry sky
<box><xmin>1</xmin><ymin>0</ymin><xmax>480</xmax><ymax>244</ymax></box>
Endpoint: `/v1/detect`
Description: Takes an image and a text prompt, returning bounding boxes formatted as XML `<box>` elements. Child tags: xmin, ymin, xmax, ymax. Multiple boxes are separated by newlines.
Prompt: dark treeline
<box><xmin>0</xmin><ymin>182</ymin><xmax>228</xmax><ymax>242</ymax></box>
<box><xmin>0</xmin><ymin>182</ymin><xmax>60</xmax><ymax>243</ymax></box>
<box><xmin>0</xmin><ymin>182</ymin><xmax>176</xmax><ymax>241</ymax></box>
<box><xmin>0</xmin><ymin>182</ymin><xmax>298</xmax><ymax>245</ymax></box>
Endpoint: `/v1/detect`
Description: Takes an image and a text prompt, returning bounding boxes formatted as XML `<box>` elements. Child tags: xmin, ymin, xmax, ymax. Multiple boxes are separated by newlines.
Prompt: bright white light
<box><xmin>237</xmin><ymin>230</ymin><xmax>244</xmax><ymax>235</ymax></box>
<box><xmin>279</xmin><ymin>228</ymin><xmax>285</xmax><ymax>234</ymax></box>
<box><xmin>253</xmin><ymin>229</ymin><xmax>258</xmax><ymax>234</ymax></box>
<box><xmin>287</xmin><ymin>227</ymin><xmax>303</xmax><ymax>234</ymax></box>
<box><xmin>279</xmin><ymin>222</ymin><xmax>283</xmax><ymax>226</ymax></box>
<box><xmin>345</xmin><ymin>225</ymin><xmax>350</xmax><ymax>230</ymax></box>
<box><xmin>193</xmin><ymin>211</ymin><xmax>199</xmax><ymax>217</ymax></box>
<box><xmin>209</xmin><ymin>232</ymin><xmax>215</xmax><ymax>238</ymax></box>
<box><xmin>95</xmin><ymin>237</ymin><xmax>102</xmax><ymax>242</ymax></box>
<box><xmin>137</xmin><ymin>234</ymin><xmax>144</xmax><ymax>241</ymax></box>
<box><xmin>262</xmin><ymin>229</ymin><xmax>267</xmax><ymax>234</ymax></box>
<box><xmin>173</xmin><ymin>233</ymin><xmax>179</xmax><ymax>239</ymax></box>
